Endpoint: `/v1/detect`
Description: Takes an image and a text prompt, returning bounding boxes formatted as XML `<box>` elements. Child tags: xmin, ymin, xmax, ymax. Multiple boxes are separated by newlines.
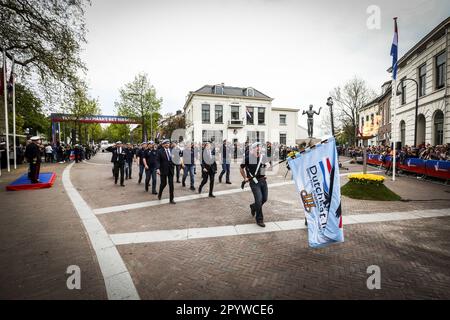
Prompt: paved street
<box><xmin>0</xmin><ymin>153</ymin><xmax>450</xmax><ymax>299</ymax></box>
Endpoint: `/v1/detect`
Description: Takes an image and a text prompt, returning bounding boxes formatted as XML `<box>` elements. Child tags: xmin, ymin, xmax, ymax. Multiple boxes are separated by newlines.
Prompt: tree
<box><xmin>0</xmin><ymin>0</ymin><xmax>90</xmax><ymax>104</ymax></box>
<box><xmin>330</xmin><ymin>77</ymin><xmax>375</xmax><ymax>146</ymax></box>
<box><xmin>115</xmin><ymin>73</ymin><xmax>162</xmax><ymax>141</ymax></box>
<box><xmin>103</xmin><ymin>123</ymin><xmax>130</xmax><ymax>143</ymax></box>
<box><xmin>12</xmin><ymin>83</ymin><xmax>50</xmax><ymax>136</ymax></box>
<box><xmin>160</xmin><ymin>112</ymin><xmax>185</xmax><ymax>141</ymax></box>
<box><xmin>63</xmin><ymin>83</ymin><xmax>101</xmax><ymax>144</ymax></box>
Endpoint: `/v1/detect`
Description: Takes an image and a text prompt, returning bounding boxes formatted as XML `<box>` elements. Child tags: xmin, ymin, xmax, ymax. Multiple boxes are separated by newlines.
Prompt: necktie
<box><xmin>166</xmin><ymin>149</ymin><xmax>171</xmax><ymax>161</ymax></box>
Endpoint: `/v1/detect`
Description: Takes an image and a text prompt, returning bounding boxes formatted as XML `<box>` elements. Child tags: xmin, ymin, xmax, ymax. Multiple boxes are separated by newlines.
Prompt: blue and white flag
<box><xmin>288</xmin><ymin>137</ymin><xmax>344</xmax><ymax>248</ymax></box>
<box><xmin>390</xmin><ymin>17</ymin><xmax>399</xmax><ymax>80</ymax></box>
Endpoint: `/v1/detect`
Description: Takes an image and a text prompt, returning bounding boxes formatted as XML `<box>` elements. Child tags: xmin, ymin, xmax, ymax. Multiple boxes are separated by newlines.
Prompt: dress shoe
<box><xmin>170</xmin><ymin>200</ymin><xmax>176</xmax><ymax>204</ymax></box>
<box><xmin>218</xmin><ymin>176</ymin><xmax>222</xmax><ymax>183</ymax></box>
<box><xmin>190</xmin><ymin>186</ymin><xmax>196</xmax><ymax>191</ymax></box>
<box><xmin>152</xmin><ymin>191</ymin><xmax>158</xmax><ymax>195</ymax></box>
<box><xmin>120</xmin><ymin>184</ymin><xmax>125</xmax><ymax>187</ymax></box>
<box><xmin>256</xmin><ymin>221</ymin><xmax>266</xmax><ymax>228</ymax></box>
<box><xmin>182</xmin><ymin>182</ymin><xmax>186</xmax><ymax>187</ymax></box>
<box><xmin>226</xmin><ymin>181</ymin><xmax>232</xmax><ymax>184</ymax></box>
<box><xmin>158</xmin><ymin>195</ymin><xmax>162</xmax><ymax>200</ymax></box>
<box><xmin>198</xmin><ymin>188</ymin><xmax>202</xmax><ymax>194</ymax></box>
<box><xmin>209</xmin><ymin>194</ymin><xmax>215</xmax><ymax>198</ymax></box>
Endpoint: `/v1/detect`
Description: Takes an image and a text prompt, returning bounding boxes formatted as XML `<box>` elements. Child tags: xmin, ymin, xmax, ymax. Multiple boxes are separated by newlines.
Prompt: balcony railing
<box><xmin>228</xmin><ymin>120</ymin><xmax>244</xmax><ymax>128</ymax></box>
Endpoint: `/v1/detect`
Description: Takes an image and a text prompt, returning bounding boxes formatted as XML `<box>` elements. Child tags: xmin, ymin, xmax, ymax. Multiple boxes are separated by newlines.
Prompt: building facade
<box><xmin>389</xmin><ymin>17</ymin><xmax>449</xmax><ymax>147</ymax></box>
<box><xmin>184</xmin><ymin>84</ymin><xmax>304</xmax><ymax>145</ymax></box>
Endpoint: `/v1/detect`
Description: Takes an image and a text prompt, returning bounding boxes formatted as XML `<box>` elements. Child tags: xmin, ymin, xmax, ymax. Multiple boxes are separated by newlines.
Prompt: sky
<box><xmin>80</xmin><ymin>0</ymin><xmax>450</xmax><ymax>132</ymax></box>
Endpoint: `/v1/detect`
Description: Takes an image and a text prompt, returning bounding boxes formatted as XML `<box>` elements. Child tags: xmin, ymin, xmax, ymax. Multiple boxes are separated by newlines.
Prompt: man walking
<box><xmin>107</xmin><ymin>141</ymin><xmax>126</xmax><ymax>186</ymax></box>
<box><xmin>137</xmin><ymin>142</ymin><xmax>147</xmax><ymax>184</ymax></box>
<box><xmin>156</xmin><ymin>139</ymin><xmax>176</xmax><ymax>204</ymax></box>
<box><xmin>143</xmin><ymin>141</ymin><xmax>158</xmax><ymax>194</ymax></box>
<box><xmin>219</xmin><ymin>139</ymin><xmax>232</xmax><ymax>184</ymax></box>
<box><xmin>182</xmin><ymin>142</ymin><xmax>196</xmax><ymax>191</ymax></box>
<box><xmin>240</xmin><ymin>142</ymin><xmax>269</xmax><ymax>227</ymax></box>
<box><xmin>125</xmin><ymin>143</ymin><xmax>135</xmax><ymax>180</ymax></box>
<box><xmin>198</xmin><ymin>141</ymin><xmax>217</xmax><ymax>198</ymax></box>
<box><xmin>25</xmin><ymin>136</ymin><xmax>42</xmax><ymax>183</ymax></box>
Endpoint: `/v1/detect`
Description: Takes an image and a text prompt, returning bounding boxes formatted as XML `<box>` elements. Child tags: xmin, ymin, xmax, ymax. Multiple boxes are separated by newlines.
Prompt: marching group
<box><xmin>105</xmin><ymin>139</ymin><xmax>273</xmax><ymax>227</ymax></box>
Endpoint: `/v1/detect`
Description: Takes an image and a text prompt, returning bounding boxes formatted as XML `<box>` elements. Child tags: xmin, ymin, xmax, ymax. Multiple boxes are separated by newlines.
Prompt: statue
<box><xmin>302</xmin><ymin>105</ymin><xmax>321</xmax><ymax>138</ymax></box>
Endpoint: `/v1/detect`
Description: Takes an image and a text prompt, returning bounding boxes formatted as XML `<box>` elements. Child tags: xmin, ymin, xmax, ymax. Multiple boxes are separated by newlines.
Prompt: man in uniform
<box><xmin>198</xmin><ymin>141</ymin><xmax>217</xmax><ymax>198</ymax></box>
<box><xmin>143</xmin><ymin>141</ymin><xmax>158</xmax><ymax>194</ymax></box>
<box><xmin>125</xmin><ymin>143</ymin><xmax>135</xmax><ymax>180</ymax></box>
<box><xmin>181</xmin><ymin>142</ymin><xmax>197</xmax><ymax>191</ymax></box>
<box><xmin>240</xmin><ymin>142</ymin><xmax>269</xmax><ymax>227</ymax></box>
<box><xmin>106</xmin><ymin>141</ymin><xmax>126</xmax><ymax>186</ymax></box>
<box><xmin>156</xmin><ymin>139</ymin><xmax>176</xmax><ymax>204</ymax></box>
<box><xmin>25</xmin><ymin>136</ymin><xmax>42</xmax><ymax>183</ymax></box>
<box><xmin>137</xmin><ymin>142</ymin><xmax>147</xmax><ymax>184</ymax></box>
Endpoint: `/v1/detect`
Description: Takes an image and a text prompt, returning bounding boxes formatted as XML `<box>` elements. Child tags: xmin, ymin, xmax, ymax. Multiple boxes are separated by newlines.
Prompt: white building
<box><xmin>184</xmin><ymin>84</ymin><xmax>305</xmax><ymax>145</ymax></box>
<box><xmin>389</xmin><ymin>17</ymin><xmax>449</xmax><ymax>147</ymax></box>
<box><xmin>359</xmin><ymin>97</ymin><xmax>380</xmax><ymax>146</ymax></box>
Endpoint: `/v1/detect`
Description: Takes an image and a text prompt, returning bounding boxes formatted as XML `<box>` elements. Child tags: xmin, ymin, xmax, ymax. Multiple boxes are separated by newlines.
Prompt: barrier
<box><xmin>365</xmin><ymin>154</ymin><xmax>450</xmax><ymax>180</ymax></box>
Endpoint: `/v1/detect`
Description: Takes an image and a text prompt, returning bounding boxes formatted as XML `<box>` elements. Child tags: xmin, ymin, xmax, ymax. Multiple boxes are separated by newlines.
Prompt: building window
<box><xmin>258</xmin><ymin>107</ymin><xmax>265</xmax><ymax>125</ymax></box>
<box><xmin>246</xmin><ymin>107</ymin><xmax>254</xmax><ymax>125</ymax></box>
<box><xmin>231</xmin><ymin>106</ymin><xmax>240</xmax><ymax>121</ymax></box>
<box><xmin>435</xmin><ymin>52</ymin><xmax>446</xmax><ymax>90</ymax></box>
<box><xmin>433</xmin><ymin>110</ymin><xmax>444</xmax><ymax>145</ymax></box>
<box><xmin>279</xmin><ymin>114</ymin><xmax>287</xmax><ymax>125</ymax></box>
<box><xmin>366</xmin><ymin>115</ymin><xmax>369</xmax><ymax>122</ymax></box>
<box><xmin>400</xmin><ymin>120</ymin><xmax>406</xmax><ymax>147</ymax></box>
<box><xmin>401</xmin><ymin>79</ymin><xmax>407</xmax><ymax>105</ymax></box>
<box><xmin>202</xmin><ymin>130</ymin><xmax>223</xmax><ymax>143</ymax></box>
<box><xmin>371</xmin><ymin>114</ymin><xmax>374</xmax><ymax>125</ymax></box>
<box><xmin>246</xmin><ymin>88</ymin><xmax>254</xmax><ymax>97</ymax></box>
<box><xmin>280</xmin><ymin>133</ymin><xmax>287</xmax><ymax>145</ymax></box>
<box><xmin>215</xmin><ymin>105</ymin><xmax>223</xmax><ymax>123</ymax></box>
<box><xmin>247</xmin><ymin>131</ymin><xmax>265</xmax><ymax>143</ymax></box>
<box><xmin>202</xmin><ymin>104</ymin><xmax>210</xmax><ymax>123</ymax></box>
<box><xmin>418</xmin><ymin>64</ymin><xmax>426</xmax><ymax>97</ymax></box>
<box><xmin>214</xmin><ymin>85</ymin><xmax>224</xmax><ymax>95</ymax></box>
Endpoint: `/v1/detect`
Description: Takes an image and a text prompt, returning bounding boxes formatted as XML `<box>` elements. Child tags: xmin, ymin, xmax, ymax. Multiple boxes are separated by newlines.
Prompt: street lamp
<box><xmin>326</xmin><ymin>97</ymin><xmax>335</xmax><ymax>136</ymax></box>
<box><xmin>396</xmin><ymin>78</ymin><xmax>419</xmax><ymax>147</ymax></box>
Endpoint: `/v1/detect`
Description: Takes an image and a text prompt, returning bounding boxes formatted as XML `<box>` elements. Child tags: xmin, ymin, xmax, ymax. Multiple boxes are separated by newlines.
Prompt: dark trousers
<box><xmin>175</xmin><ymin>165</ymin><xmax>181</xmax><ymax>182</ymax></box>
<box><xmin>199</xmin><ymin>170</ymin><xmax>215</xmax><ymax>195</ymax></box>
<box><xmin>219</xmin><ymin>163</ymin><xmax>230</xmax><ymax>182</ymax></box>
<box><xmin>159</xmin><ymin>173</ymin><xmax>174</xmax><ymax>201</ymax></box>
<box><xmin>249</xmin><ymin>179</ymin><xmax>268</xmax><ymax>222</ymax></box>
<box><xmin>145</xmin><ymin>167</ymin><xmax>157</xmax><ymax>193</ymax></box>
<box><xmin>29</xmin><ymin>162</ymin><xmax>41</xmax><ymax>182</ymax></box>
<box><xmin>138</xmin><ymin>164</ymin><xmax>145</xmax><ymax>183</ymax></box>
<box><xmin>182</xmin><ymin>164</ymin><xmax>195</xmax><ymax>187</ymax></box>
<box><xmin>125</xmin><ymin>161</ymin><xmax>133</xmax><ymax>179</ymax></box>
<box><xmin>114</xmin><ymin>162</ymin><xmax>125</xmax><ymax>185</ymax></box>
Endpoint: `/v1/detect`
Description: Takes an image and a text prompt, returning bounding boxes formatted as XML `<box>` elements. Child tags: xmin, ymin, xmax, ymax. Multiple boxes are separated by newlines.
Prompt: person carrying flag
<box><xmin>240</xmin><ymin>142</ymin><xmax>269</xmax><ymax>227</ymax></box>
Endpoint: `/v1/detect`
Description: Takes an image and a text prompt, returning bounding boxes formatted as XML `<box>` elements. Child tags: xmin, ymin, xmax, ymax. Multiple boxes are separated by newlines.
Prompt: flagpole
<box><xmin>12</xmin><ymin>56</ymin><xmax>16</xmax><ymax>169</ymax></box>
<box><xmin>3</xmin><ymin>47</ymin><xmax>10</xmax><ymax>172</ymax></box>
<box><xmin>391</xmin><ymin>17</ymin><xmax>398</xmax><ymax>182</ymax></box>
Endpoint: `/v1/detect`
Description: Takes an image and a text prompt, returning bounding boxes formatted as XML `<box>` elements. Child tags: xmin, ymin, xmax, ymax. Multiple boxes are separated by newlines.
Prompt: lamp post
<box><xmin>326</xmin><ymin>97</ymin><xmax>335</xmax><ymax>136</ymax></box>
<box><xmin>396</xmin><ymin>78</ymin><xmax>419</xmax><ymax>147</ymax></box>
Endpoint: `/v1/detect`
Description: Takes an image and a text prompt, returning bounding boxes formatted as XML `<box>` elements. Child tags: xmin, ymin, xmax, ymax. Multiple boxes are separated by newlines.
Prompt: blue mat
<box><xmin>6</xmin><ymin>172</ymin><xmax>56</xmax><ymax>191</ymax></box>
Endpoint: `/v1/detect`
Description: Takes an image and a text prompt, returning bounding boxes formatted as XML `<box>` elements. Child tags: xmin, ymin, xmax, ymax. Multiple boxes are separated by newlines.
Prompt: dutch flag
<box><xmin>390</xmin><ymin>17</ymin><xmax>399</xmax><ymax>80</ymax></box>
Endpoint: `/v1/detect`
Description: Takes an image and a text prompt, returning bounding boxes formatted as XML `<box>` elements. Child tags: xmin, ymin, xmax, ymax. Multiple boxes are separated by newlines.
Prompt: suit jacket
<box><xmin>106</xmin><ymin>146</ymin><xmax>126</xmax><ymax>164</ymax></box>
<box><xmin>156</xmin><ymin>147</ymin><xmax>175</xmax><ymax>176</ymax></box>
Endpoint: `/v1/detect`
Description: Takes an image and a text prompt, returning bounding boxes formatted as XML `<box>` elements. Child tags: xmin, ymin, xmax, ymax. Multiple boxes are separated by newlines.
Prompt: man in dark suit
<box><xmin>156</xmin><ymin>139</ymin><xmax>176</xmax><ymax>204</ymax></box>
<box><xmin>199</xmin><ymin>141</ymin><xmax>217</xmax><ymax>198</ymax></box>
<box><xmin>106</xmin><ymin>141</ymin><xmax>126</xmax><ymax>186</ymax></box>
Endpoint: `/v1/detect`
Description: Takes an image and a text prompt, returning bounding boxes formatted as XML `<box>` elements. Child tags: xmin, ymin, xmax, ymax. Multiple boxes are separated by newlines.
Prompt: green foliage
<box><xmin>115</xmin><ymin>73</ymin><xmax>162</xmax><ymax>140</ymax></box>
<box><xmin>0</xmin><ymin>0</ymin><xmax>90</xmax><ymax>102</ymax></box>
<box><xmin>341</xmin><ymin>181</ymin><xmax>401</xmax><ymax>201</ymax></box>
<box><xmin>103</xmin><ymin>124</ymin><xmax>131</xmax><ymax>143</ymax></box>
